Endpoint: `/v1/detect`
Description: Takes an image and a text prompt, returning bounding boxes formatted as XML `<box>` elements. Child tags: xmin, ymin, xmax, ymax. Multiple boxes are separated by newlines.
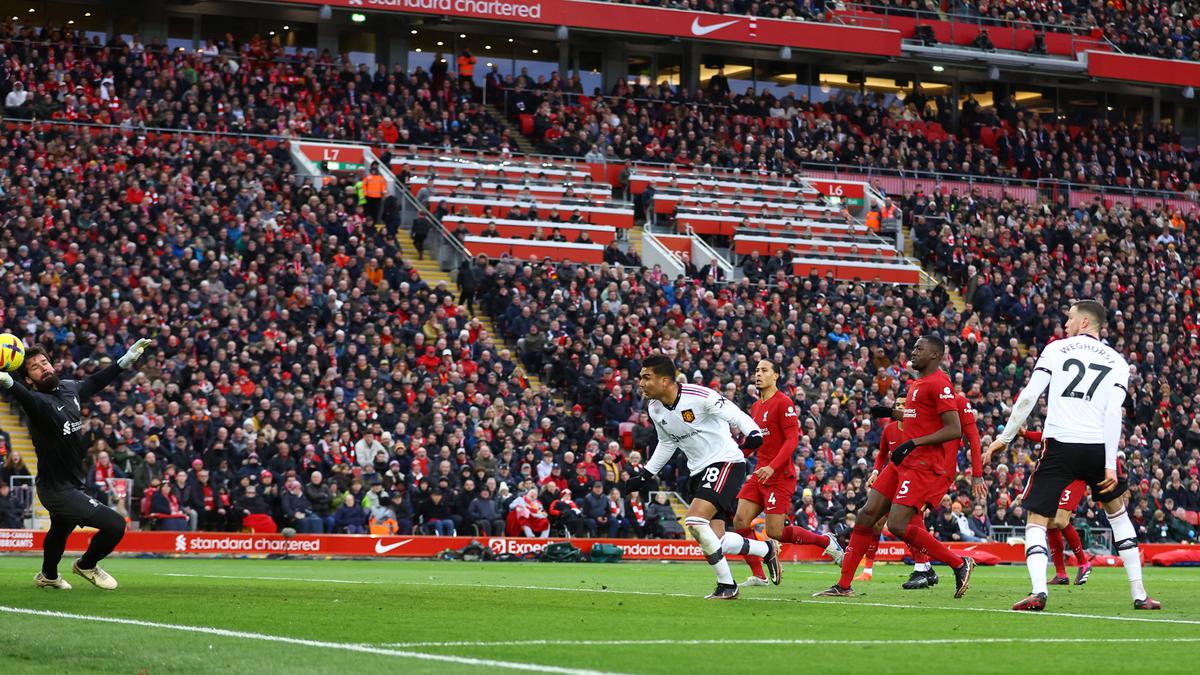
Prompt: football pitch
<box><xmin>0</xmin><ymin>557</ymin><xmax>1196</xmax><ymax>674</ymax></box>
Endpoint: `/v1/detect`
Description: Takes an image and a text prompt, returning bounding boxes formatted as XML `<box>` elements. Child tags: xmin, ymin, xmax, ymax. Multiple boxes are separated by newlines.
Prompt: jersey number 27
<box><xmin>1061</xmin><ymin>359</ymin><xmax>1111</xmax><ymax>401</ymax></box>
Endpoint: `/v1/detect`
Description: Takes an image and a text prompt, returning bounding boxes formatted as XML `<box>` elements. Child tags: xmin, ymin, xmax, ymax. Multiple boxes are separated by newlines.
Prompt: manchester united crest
<box><xmin>681</xmin><ymin>409</ymin><xmax>695</xmax><ymax>423</ymax></box>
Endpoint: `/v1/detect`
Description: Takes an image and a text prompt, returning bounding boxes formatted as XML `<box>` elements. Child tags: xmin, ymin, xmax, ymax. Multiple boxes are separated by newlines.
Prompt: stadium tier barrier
<box><xmin>676</xmin><ymin>213</ymin><xmax>872</xmax><ymax>238</ymax></box>
<box><xmin>463</xmin><ymin>237</ymin><xmax>607</xmax><ymax>264</ymax></box>
<box><xmin>430</xmin><ymin>196</ymin><xmax>634</xmax><ymax>228</ymax></box>
<box><xmin>444</xmin><ymin>216</ymin><xmax>618</xmax><ymax>244</ymax></box>
<box><xmin>6</xmin><ymin>529</ymin><xmax>1190</xmax><ymax>563</ymax></box>
<box><xmin>733</xmin><ymin>235</ymin><xmax>899</xmax><ymax>259</ymax></box>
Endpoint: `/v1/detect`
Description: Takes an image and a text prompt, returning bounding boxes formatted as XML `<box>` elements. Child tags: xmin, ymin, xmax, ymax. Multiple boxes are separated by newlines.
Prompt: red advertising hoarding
<box><xmin>277</xmin><ymin>0</ymin><xmax>903</xmax><ymax>56</ymax></box>
<box><xmin>1</xmin><ymin>529</ymin><xmax>1188</xmax><ymax>565</ymax></box>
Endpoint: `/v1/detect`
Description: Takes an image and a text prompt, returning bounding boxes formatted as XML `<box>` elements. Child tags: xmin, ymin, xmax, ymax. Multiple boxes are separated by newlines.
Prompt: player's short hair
<box><xmin>641</xmin><ymin>355</ymin><xmax>677</xmax><ymax>378</ymax></box>
<box><xmin>758</xmin><ymin>359</ymin><xmax>781</xmax><ymax>376</ymax></box>
<box><xmin>21</xmin><ymin>346</ymin><xmax>48</xmax><ymax>374</ymax></box>
<box><xmin>1072</xmin><ymin>299</ymin><xmax>1106</xmax><ymax>328</ymax></box>
<box><xmin>918</xmin><ymin>333</ymin><xmax>946</xmax><ymax>356</ymax></box>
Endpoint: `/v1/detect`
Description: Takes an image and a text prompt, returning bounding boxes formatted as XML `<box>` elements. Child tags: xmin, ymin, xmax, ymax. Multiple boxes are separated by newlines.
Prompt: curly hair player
<box><xmin>0</xmin><ymin>339</ymin><xmax>153</xmax><ymax>590</ymax></box>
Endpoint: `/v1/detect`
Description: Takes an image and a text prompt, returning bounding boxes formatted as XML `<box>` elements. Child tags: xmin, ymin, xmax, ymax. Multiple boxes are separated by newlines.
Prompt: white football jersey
<box><xmin>645</xmin><ymin>384</ymin><xmax>758</xmax><ymax>476</ymax></box>
<box><xmin>1034</xmin><ymin>335</ymin><xmax>1130</xmax><ymax>444</ymax></box>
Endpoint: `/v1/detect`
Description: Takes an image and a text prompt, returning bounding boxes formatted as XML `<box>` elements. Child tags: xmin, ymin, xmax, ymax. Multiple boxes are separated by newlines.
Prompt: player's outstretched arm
<box><xmin>80</xmin><ymin>338</ymin><xmax>154</xmax><ymax>399</ymax></box>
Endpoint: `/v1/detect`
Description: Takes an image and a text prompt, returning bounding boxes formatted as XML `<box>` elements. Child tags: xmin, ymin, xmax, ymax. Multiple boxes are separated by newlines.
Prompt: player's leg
<box><xmin>887</xmin><ymin>475</ymin><xmax>973</xmax><ymax>598</ymax></box>
<box><xmin>855</xmin><ymin>516</ymin><xmax>885</xmax><ymax>582</ymax></box>
<box><xmin>732</xmin><ymin>494</ymin><xmax>767</xmax><ymax>585</ymax></box>
<box><xmin>36</xmin><ymin>514</ymin><xmax>77</xmax><ymax>589</ymax></box>
<box><xmin>1047</xmin><ymin>525</ymin><xmax>1070</xmax><ymax>583</ymax></box>
<box><xmin>763</xmin><ymin>481</ymin><xmax>840</xmax><ymax>564</ymax></box>
<box><xmin>73</xmin><ymin>499</ymin><xmax>127</xmax><ymax>590</ymax></box>
<box><xmin>1012</xmin><ymin>445</ymin><xmax>1075</xmax><ymax>610</ymax></box>
<box><xmin>901</xmin><ymin>516</ymin><xmax>936</xmax><ymax>590</ymax></box>
<box><xmin>1061</xmin><ymin>522</ymin><xmax>1092</xmax><ymax>584</ymax></box>
<box><xmin>685</xmin><ymin>498</ymin><xmax>739</xmax><ymax>598</ymax></box>
<box><xmin>1099</xmin><ymin>493</ymin><xmax>1160</xmax><ymax>609</ymax></box>
<box><xmin>816</xmin><ymin>485</ymin><xmax>891</xmax><ymax>595</ymax></box>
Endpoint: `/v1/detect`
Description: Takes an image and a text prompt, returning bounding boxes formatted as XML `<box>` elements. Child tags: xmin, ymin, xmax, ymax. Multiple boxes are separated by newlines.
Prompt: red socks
<box><xmin>863</xmin><ymin>537</ymin><xmax>880</xmax><ymax>564</ymax></box>
<box><xmin>737</xmin><ymin>528</ymin><xmax>766</xmax><ymax>579</ymax></box>
<box><xmin>901</xmin><ymin>519</ymin><xmax>963</xmax><ymax>569</ymax></box>
<box><xmin>911</xmin><ymin>546</ymin><xmax>930</xmax><ymax>564</ymax></box>
<box><xmin>838</xmin><ymin>523</ymin><xmax>877</xmax><ymax>588</ymax></box>
<box><xmin>1048</xmin><ymin>528</ymin><xmax>1067</xmax><ymax>576</ymax></box>
<box><xmin>1062</xmin><ymin>524</ymin><xmax>1088</xmax><ymax>564</ymax></box>
<box><xmin>781</xmin><ymin>525</ymin><xmax>831</xmax><ymax>549</ymax></box>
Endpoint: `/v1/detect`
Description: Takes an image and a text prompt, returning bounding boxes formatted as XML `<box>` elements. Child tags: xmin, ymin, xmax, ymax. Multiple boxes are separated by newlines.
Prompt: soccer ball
<box><xmin>0</xmin><ymin>333</ymin><xmax>25</xmax><ymax>372</ymax></box>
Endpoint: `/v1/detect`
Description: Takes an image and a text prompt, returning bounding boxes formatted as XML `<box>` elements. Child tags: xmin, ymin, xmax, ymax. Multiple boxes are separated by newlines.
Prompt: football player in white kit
<box><xmin>989</xmin><ymin>300</ymin><xmax>1161</xmax><ymax>611</ymax></box>
<box><xmin>628</xmin><ymin>355</ymin><xmax>781</xmax><ymax>599</ymax></box>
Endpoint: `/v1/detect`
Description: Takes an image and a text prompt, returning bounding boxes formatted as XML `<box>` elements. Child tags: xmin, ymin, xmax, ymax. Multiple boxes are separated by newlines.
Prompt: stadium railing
<box><xmin>7</xmin><ymin>475</ymin><xmax>34</xmax><ymax>529</ymax></box>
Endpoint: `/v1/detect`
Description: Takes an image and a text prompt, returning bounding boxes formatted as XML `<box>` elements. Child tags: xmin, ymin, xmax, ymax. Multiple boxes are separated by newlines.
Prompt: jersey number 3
<box><xmin>1061</xmin><ymin>359</ymin><xmax>1111</xmax><ymax>400</ymax></box>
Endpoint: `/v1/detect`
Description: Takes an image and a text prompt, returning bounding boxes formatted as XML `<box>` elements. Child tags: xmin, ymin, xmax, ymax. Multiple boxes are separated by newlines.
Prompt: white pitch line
<box><xmin>160</xmin><ymin>572</ymin><xmax>373</xmax><ymax>584</ymax></box>
<box><xmin>382</xmin><ymin>637</ymin><xmax>1200</xmax><ymax>649</ymax></box>
<box><xmin>156</xmin><ymin>573</ymin><xmax>1200</xmax><ymax>627</ymax></box>
<box><xmin>0</xmin><ymin>605</ymin><xmax>627</xmax><ymax>675</ymax></box>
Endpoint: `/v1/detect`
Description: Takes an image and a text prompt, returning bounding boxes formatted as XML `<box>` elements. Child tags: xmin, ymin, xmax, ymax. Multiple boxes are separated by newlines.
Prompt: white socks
<box><xmin>720</xmin><ymin>531</ymin><xmax>770</xmax><ymax>558</ymax></box>
<box><xmin>1025</xmin><ymin>522</ymin><xmax>1049</xmax><ymax>595</ymax></box>
<box><xmin>685</xmin><ymin>516</ymin><xmax>734</xmax><ymax>585</ymax></box>
<box><xmin>1108</xmin><ymin>507</ymin><xmax>1147</xmax><ymax>602</ymax></box>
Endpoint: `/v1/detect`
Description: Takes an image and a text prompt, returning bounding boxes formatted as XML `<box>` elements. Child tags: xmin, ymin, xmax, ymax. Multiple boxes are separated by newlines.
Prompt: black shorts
<box><xmin>1022</xmin><ymin>439</ymin><xmax>1127</xmax><ymax>518</ymax></box>
<box><xmin>688</xmin><ymin>461</ymin><xmax>746</xmax><ymax>520</ymax></box>
<box><xmin>37</xmin><ymin>485</ymin><xmax>109</xmax><ymax>524</ymax></box>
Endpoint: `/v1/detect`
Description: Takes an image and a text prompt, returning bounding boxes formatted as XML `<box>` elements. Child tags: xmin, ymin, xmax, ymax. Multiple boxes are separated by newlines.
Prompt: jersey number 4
<box><xmin>1061</xmin><ymin>359</ymin><xmax>1111</xmax><ymax>401</ymax></box>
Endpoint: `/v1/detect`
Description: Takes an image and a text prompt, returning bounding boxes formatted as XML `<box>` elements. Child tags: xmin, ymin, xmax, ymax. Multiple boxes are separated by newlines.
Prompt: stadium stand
<box><xmin>1</xmin><ymin>21</ymin><xmax>1198</xmax><ymax>546</ymax></box>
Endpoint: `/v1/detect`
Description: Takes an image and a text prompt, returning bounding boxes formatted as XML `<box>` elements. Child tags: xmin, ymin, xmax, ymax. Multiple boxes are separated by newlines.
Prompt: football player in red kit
<box><xmin>816</xmin><ymin>335</ymin><xmax>976</xmax><ymax>598</ymax></box>
<box><xmin>1008</xmin><ymin>429</ymin><xmax>1092</xmax><ymax>585</ymax></box>
<box><xmin>735</xmin><ymin>360</ymin><xmax>843</xmax><ymax>587</ymax></box>
<box><xmin>855</xmin><ymin>393</ymin><xmax>985</xmax><ymax>588</ymax></box>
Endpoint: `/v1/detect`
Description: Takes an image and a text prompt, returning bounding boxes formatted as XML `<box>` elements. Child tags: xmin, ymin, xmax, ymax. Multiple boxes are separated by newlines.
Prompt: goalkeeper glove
<box><xmin>890</xmin><ymin>440</ymin><xmax>916</xmax><ymax>466</ymax></box>
<box><xmin>741</xmin><ymin>430</ymin><xmax>764</xmax><ymax>450</ymax></box>
<box><xmin>0</xmin><ymin>372</ymin><xmax>11</xmax><ymax>389</ymax></box>
<box><xmin>118</xmin><ymin>338</ymin><xmax>154</xmax><ymax>369</ymax></box>
<box><xmin>625</xmin><ymin>466</ymin><xmax>654</xmax><ymax>493</ymax></box>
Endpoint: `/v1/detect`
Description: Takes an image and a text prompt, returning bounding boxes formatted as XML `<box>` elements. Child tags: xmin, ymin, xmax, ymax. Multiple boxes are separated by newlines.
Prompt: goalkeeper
<box><xmin>0</xmin><ymin>339</ymin><xmax>153</xmax><ymax>591</ymax></box>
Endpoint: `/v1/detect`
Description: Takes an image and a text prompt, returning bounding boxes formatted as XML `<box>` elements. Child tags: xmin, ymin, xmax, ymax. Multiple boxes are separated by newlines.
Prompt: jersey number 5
<box><xmin>1061</xmin><ymin>359</ymin><xmax>1112</xmax><ymax>400</ymax></box>
<box><xmin>897</xmin><ymin>480</ymin><xmax>911</xmax><ymax>497</ymax></box>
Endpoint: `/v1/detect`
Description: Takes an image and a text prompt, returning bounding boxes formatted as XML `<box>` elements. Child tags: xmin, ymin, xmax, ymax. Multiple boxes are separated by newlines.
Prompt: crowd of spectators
<box><xmin>0</xmin><ymin>24</ymin><xmax>509</xmax><ymax>151</ymax></box>
<box><xmin>502</xmin><ymin>74</ymin><xmax>1198</xmax><ymax>196</ymax></box>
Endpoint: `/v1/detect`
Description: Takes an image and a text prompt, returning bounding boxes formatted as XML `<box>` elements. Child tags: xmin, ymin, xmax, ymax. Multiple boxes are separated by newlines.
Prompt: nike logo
<box><xmin>56</xmin><ymin>406</ymin><xmax>64</xmax><ymax>412</ymax></box>
<box><xmin>374</xmin><ymin>539</ymin><xmax>413</xmax><ymax>554</ymax></box>
<box><xmin>690</xmin><ymin>18</ymin><xmax>739</xmax><ymax>36</ymax></box>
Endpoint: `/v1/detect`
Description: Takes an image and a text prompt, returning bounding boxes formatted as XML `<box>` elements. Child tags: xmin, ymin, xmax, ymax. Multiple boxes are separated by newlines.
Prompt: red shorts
<box><xmin>736</xmin><ymin>475</ymin><xmax>797</xmax><ymax>516</ymax></box>
<box><xmin>892</xmin><ymin>464</ymin><xmax>951</xmax><ymax>509</ymax></box>
<box><xmin>1058</xmin><ymin>480</ymin><xmax>1087</xmax><ymax>512</ymax></box>
<box><xmin>872</xmin><ymin>463</ymin><xmax>899</xmax><ymax>498</ymax></box>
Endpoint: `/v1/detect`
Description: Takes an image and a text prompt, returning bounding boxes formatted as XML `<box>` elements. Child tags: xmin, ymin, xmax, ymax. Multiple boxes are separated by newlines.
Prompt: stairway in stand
<box><xmin>394</xmin><ymin>229</ymin><xmax>554</xmax><ymax>395</ymax></box>
<box><xmin>1</xmin><ymin>403</ymin><xmax>46</xmax><ymax>525</ymax></box>
<box><xmin>483</xmin><ymin>103</ymin><xmax>537</xmax><ymax>156</ymax></box>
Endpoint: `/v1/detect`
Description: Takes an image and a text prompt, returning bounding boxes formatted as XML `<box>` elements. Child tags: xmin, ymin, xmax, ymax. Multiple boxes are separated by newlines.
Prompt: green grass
<box><xmin>0</xmin><ymin>556</ymin><xmax>1196</xmax><ymax>674</ymax></box>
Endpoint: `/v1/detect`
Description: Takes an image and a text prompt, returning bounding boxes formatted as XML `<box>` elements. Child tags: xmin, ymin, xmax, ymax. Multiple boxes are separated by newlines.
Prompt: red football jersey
<box><xmin>875</xmin><ymin>420</ymin><xmax>904</xmax><ymax>473</ymax></box>
<box><xmin>749</xmin><ymin>390</ymin><xmax>800</xmax><ymax>480</ymax></box>
<box><xmin>901</xmin><ymin>369</ymin><xmax>958</xmax><ymax>469</ymax></box>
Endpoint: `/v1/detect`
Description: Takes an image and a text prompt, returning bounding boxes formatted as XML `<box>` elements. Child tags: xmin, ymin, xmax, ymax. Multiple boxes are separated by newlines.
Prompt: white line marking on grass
<box><xmin>0</xmin><ymin>605</ymin><xmax>627</xmax><ymax>675</ymax></box>
<box><xmin>158</xmin><ymin>573</ymin><xmax>1200</xmax><ymax>627</ymax></box>
<box><xmin>160</xmin><ymin>573</ymin><xmax>373</xmax><ymax>584</ymax></box>
<box><xmin>383</xmin><ymin>637</ymin><xmax>1200</xmax><ymax>649</ymax></box>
